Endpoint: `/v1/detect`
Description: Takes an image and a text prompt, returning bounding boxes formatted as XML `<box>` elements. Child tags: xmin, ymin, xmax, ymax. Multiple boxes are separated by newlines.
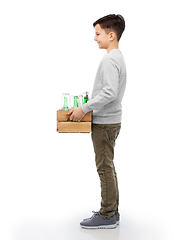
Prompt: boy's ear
<box><xmin>109</xmin><ymin>32</ymin><xmax>116</xmax><ymax>41</ymax></box>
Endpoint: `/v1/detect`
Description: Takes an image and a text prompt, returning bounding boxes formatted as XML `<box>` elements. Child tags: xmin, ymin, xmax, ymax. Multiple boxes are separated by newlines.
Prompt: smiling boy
<box><xmin>68</xmin><ymin>14</ymin><xmax>126</xmax><ymax>229</ymax></box>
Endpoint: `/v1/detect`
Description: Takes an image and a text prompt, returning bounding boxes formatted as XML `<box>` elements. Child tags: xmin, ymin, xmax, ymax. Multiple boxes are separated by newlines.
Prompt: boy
<box><xmin>68</xmin><ymin>14</ymin><xmax>126</xmax><ymax>229</ymax></box>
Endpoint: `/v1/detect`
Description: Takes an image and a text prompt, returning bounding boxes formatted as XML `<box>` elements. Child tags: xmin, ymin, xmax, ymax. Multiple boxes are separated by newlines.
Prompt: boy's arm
<box><xmin>82</xmin><ymin>58</ymin><xmax>119</xmax><ymax>114</ymax></box>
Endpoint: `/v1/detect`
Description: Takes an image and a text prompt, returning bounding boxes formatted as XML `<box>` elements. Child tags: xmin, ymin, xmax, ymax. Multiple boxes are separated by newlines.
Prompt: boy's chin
<box><xmin>98</xmin><ymin>45</ymin><xmax>105</xmax><ymax>49</ymax></box>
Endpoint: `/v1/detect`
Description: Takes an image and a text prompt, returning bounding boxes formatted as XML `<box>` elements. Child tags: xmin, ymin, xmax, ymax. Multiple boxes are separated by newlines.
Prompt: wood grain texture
<box><xmin>57</xmin><ymin>122</ymin><xmax>91</xmax><ymax>133</ymax></box>
<box><xmin>57</xmin><ymin>111</ymin><xmax>92</xmax><ymax>122</ymax></box>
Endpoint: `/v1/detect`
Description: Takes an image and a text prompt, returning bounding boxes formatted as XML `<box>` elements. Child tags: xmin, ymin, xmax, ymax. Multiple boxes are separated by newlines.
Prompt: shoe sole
<box><xmin>81</xmin><ymin>220</ymin><xmax>120</xmax><ymax>229</ymax></box>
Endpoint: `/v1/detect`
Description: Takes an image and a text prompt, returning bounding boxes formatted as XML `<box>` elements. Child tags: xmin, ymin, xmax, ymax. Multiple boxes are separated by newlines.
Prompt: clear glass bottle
<box><xmin>60</xmin><ymin>93</ymin><xmax>70</xmax><ymax>111</ymax></box>
<box><xmin>78</xmin><ymin>94</ymin><xmax>83</xmax><ymax>107</ymax></box>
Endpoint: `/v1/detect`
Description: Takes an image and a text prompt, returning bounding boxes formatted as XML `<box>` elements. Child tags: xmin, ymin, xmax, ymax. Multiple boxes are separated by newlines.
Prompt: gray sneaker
<box><xmin>80</xmin><ymin>212</ymin><xmax>120</xmax><ymax>229</ymax></box>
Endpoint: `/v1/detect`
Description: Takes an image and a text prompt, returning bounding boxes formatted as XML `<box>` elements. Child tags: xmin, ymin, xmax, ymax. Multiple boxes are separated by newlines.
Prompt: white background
<box><xmin>0</xmin><ymin>0</ymin><xmax>174</xmax><ymax>239</ymax></box>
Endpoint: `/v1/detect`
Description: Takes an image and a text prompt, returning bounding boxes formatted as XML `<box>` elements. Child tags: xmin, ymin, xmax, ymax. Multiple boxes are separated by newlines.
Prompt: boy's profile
<box><xmin>68</xmin><ymin>14</ymin><xmax>126</xmax><ymax>229</ymax></box>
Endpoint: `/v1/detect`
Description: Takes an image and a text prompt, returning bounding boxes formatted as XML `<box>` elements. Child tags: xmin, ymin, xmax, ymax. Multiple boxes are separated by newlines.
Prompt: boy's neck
<box><xmin>107</xmin><ymin>42</ymin><xmax>119</xmax><ymax>53</ymax></box>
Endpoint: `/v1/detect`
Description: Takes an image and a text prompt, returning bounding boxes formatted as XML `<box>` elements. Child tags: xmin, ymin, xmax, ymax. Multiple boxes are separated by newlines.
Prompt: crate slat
<box><xmin>57</xmin><ymin>122</ymin><xmax>91</xmax><ymax>133</ymax></box>
<box><xmin>57</xmin><ymin>110</ymin><xmax>92</xmax><ymax>122</ymax></box>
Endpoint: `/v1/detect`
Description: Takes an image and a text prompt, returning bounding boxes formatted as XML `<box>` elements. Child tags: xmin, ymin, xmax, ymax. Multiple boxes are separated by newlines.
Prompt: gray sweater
<box><xmin>81</xmin><ymin>49</ymin><xmax>126</xmax><ymax>124</ymax></box>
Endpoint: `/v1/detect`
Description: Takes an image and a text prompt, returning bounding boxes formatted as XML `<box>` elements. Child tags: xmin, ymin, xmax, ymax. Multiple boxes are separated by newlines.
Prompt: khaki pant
<box><xmin>92</xmin><ymin>123</ymin><xmax>121</xmax><ymax>219</ymax></box>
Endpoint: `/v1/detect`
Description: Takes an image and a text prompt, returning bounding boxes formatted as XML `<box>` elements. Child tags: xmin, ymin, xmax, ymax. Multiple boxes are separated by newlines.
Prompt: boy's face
<box><xmin>94</xmin><ymin>24</ymin><xmax>110</xmax><ymax>50</ymax></box>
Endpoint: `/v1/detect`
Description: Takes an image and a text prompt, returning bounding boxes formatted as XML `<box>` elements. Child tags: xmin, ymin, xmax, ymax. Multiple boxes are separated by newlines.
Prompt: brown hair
<box><xmin>93</xmin><ymin>14</ymin><xmax>125</xmax><ymax>41</ymax></box>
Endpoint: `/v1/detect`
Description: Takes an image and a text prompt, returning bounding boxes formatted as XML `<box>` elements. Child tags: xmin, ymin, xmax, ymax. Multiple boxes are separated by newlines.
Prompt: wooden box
<box><xmin>57</xmin><ymin>110</ymin><xmax>92</xmax><ymax>133</ymax></box>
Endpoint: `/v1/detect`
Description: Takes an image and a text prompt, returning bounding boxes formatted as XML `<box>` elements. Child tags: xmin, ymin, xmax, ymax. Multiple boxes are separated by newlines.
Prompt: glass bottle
<box><xmin>83</xmin><ymin>91</ymin><xmax>89</xmax><ymax>104</ymax></box>
<box><xmin>60</xmin><ymin>93</ymin><xmax>70</xmax><ymax>111</ymax></box>
<box><xmin>73</xmin><ymin>96</ymin><xmax>79</xmax><ymax>108</ymax></box>
<box><xmin>78</xmin><ymin>94</ymin><xmax>83</xmax><ymax>107</ymax></box>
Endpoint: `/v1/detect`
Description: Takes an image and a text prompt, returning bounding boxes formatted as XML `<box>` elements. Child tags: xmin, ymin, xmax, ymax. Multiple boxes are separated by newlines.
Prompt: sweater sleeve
<box><xmin>81</xmin><ymin>58</ymin><xmax>119</xmax><ymax>114</ymax></box>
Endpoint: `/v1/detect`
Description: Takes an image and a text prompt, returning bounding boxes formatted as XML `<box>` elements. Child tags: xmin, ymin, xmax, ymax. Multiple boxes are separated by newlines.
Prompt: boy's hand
<box><xmin>67</xmin><ymin>107</ymin><xmax>85</xmax><ymax>122</ymax></box>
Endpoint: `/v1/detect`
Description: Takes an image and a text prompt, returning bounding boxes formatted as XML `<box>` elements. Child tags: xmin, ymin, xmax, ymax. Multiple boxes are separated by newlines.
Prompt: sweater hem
<box><xmin>92</xmin><ymin>115</ymin><xmax>122</xmax><ymax>124</ymax></box>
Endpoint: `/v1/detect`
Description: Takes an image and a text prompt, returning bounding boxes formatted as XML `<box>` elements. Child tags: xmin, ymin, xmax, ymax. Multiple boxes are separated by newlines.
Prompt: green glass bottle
<box><xmin>84</xmin><ymin>92</ymin><xmax>89</xmax><ymax>104</ymax></box>
<box><xmin>63</xmin><ymin>96</ymin><xmax>69</xmax><ymax>110</ymax></box>
<box><xmin>73</xmin><ymin>96</ymin><xmax>78</xmax><ymax>108</ymax></box>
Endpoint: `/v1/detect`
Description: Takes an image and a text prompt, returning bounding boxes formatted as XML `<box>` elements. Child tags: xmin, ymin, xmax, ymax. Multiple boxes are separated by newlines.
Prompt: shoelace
<box><xmin>92</xmin><ymin>211</ymin><xmax>99</xmax><ymax>218</ymax></box>
<box><xmin>83</xmin><ymin>211</ymin><xmax>99</xmax><ymax>221</ymax></box>
<box><xmin>92</xmin><ymin>211</ymin><xmax>98</xmax><ymax>214</ymax></box>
